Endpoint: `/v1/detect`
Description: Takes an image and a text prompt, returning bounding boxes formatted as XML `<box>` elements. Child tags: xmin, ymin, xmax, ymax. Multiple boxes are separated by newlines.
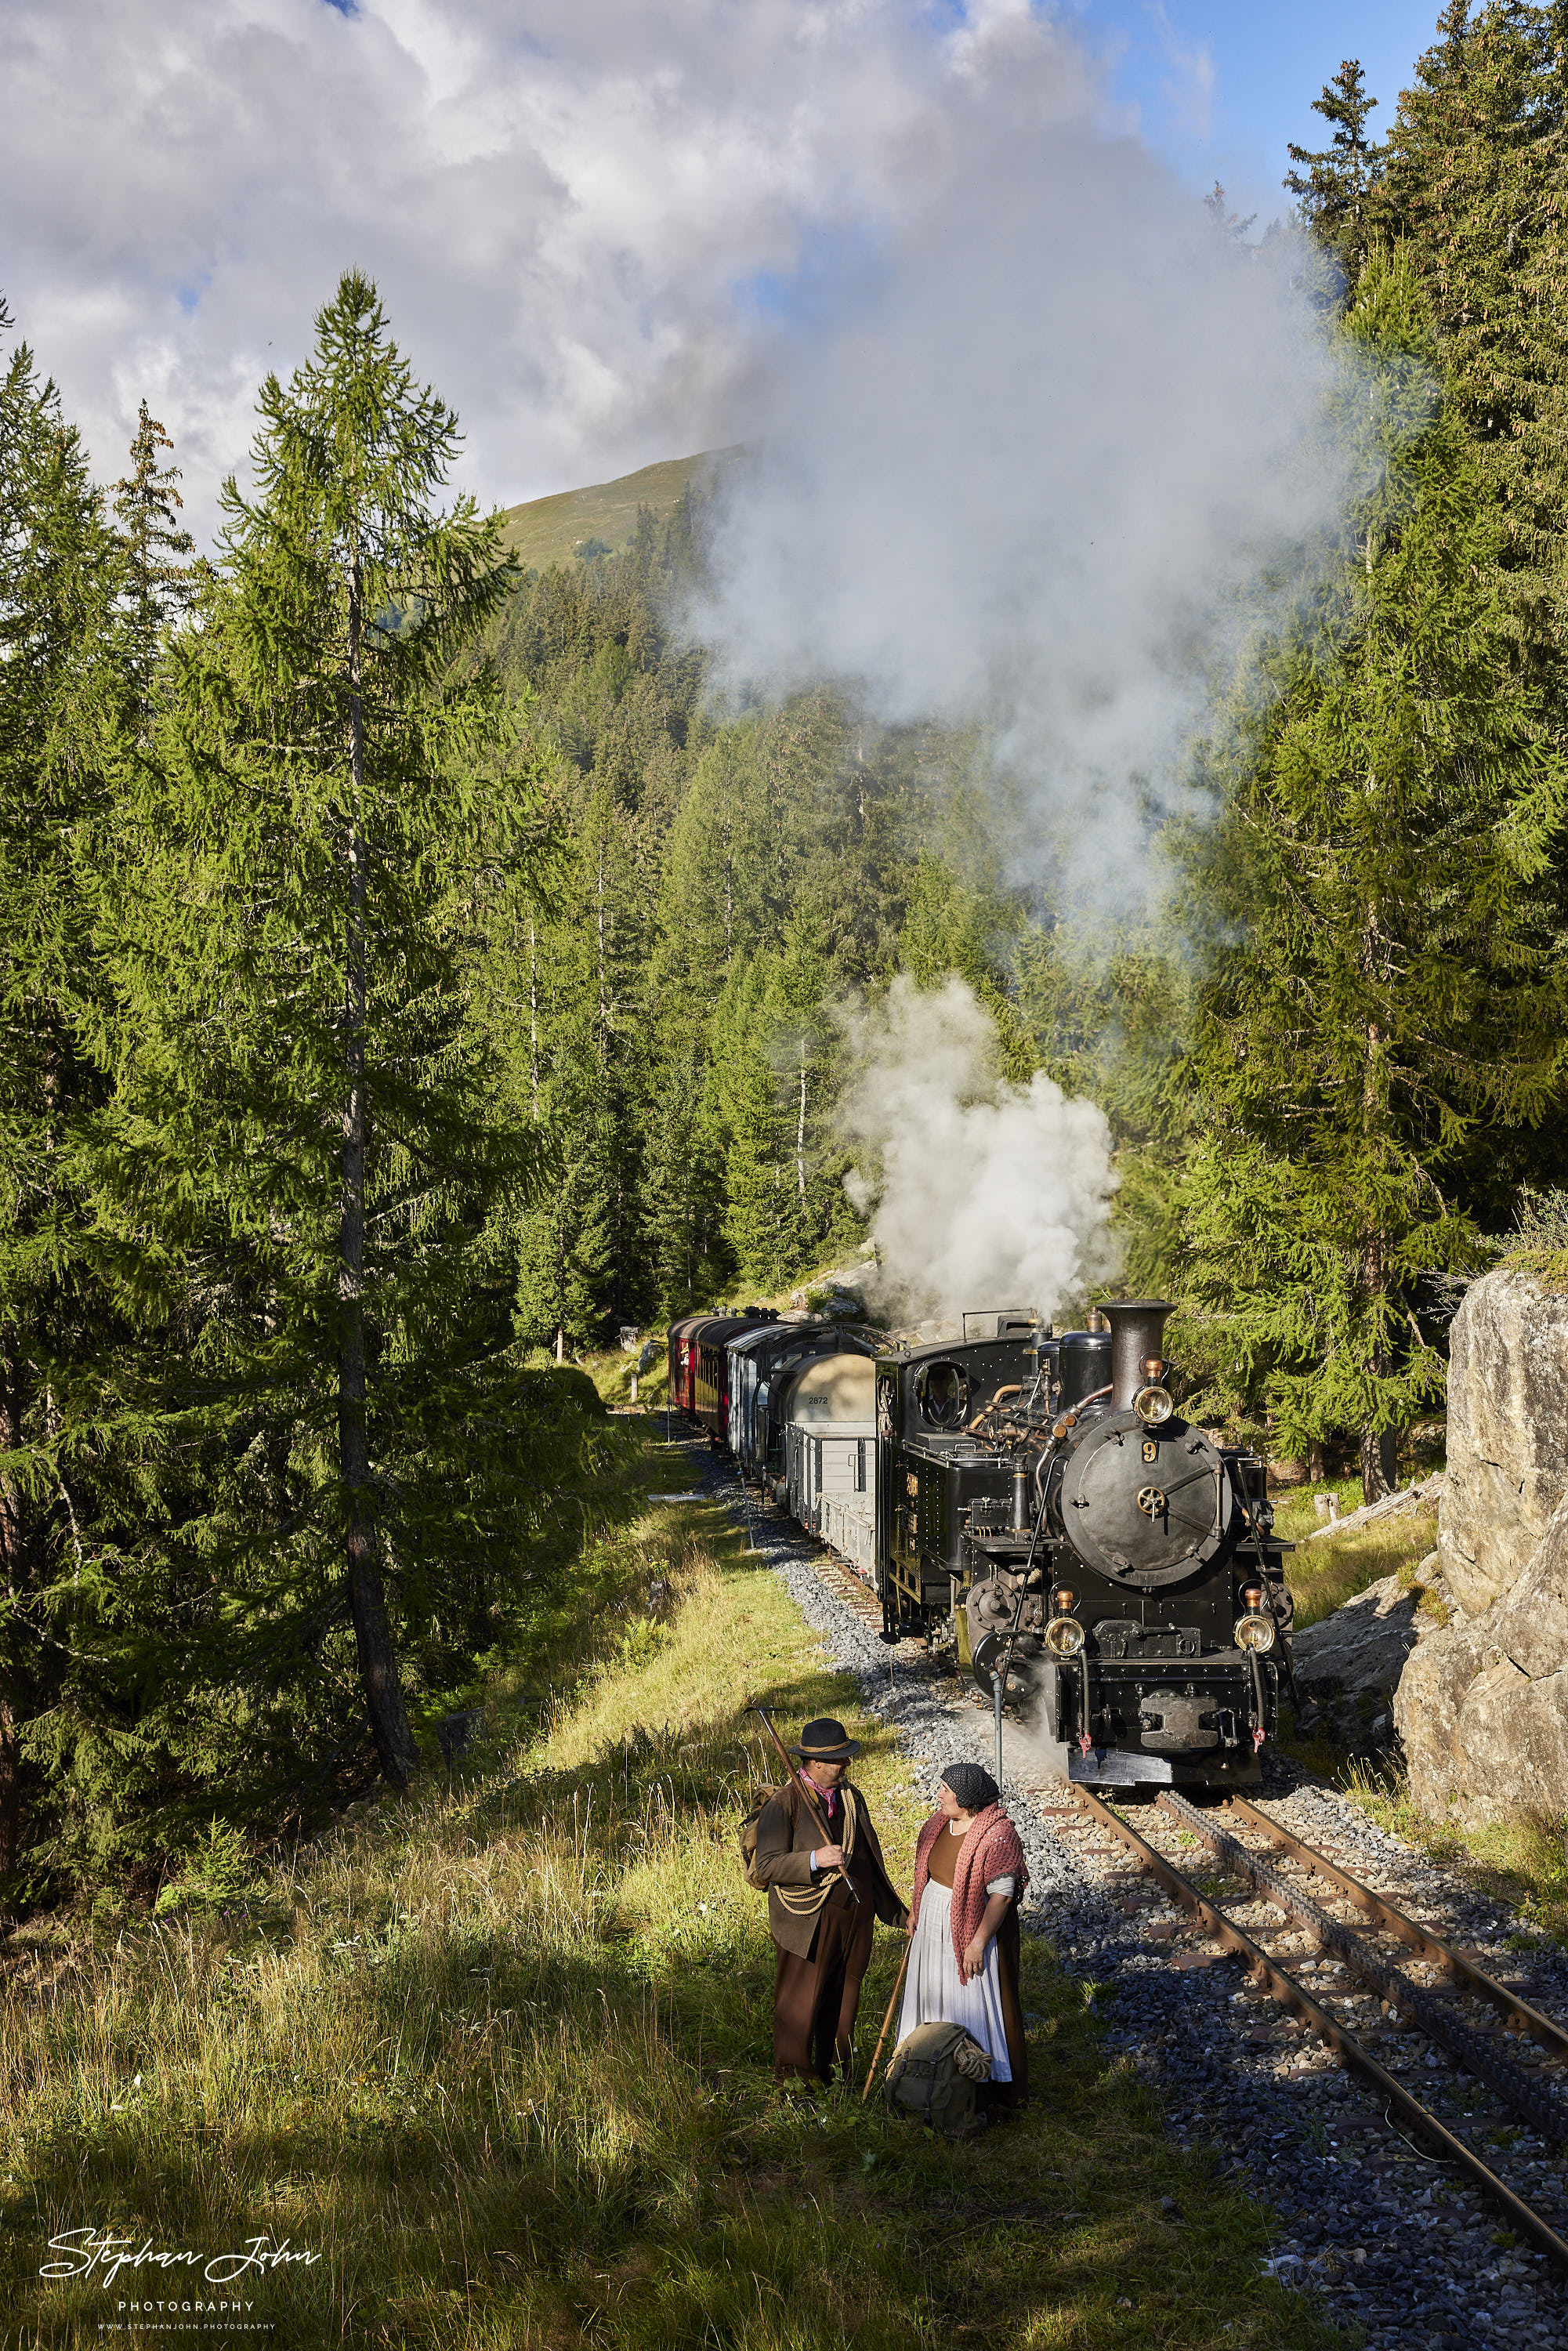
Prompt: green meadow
<box><xmin>0</xmin><ymin>1445</ymin><xmax>1337</xmax><ymax>2349</ymax></box>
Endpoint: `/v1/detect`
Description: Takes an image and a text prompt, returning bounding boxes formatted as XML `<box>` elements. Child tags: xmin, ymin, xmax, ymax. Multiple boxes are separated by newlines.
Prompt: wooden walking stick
<box><xmin>753</xmin><ymin>1705</ymin><xmax>860</xmax><ymax>1905</ymax></box>
<box><xmin>861</xmin><ymin>1935</ymin><xmax>912</xmax><ymax>2102</ymax></box>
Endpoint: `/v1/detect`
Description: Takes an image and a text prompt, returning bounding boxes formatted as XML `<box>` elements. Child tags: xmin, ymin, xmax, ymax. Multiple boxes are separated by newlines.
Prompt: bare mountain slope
<box><xmin>502</xmin><ymin>446</ymin><xmax>742</xmax><ymax>572</ymax></box>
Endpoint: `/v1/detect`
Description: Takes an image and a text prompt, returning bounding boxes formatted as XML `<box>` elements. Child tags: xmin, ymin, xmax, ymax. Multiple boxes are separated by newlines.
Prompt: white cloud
<box><xmin>6</xmin><ymin>0</ymin><xmax>1371</xmax><ymax>922</ymax></box>
<box><xmin>4</xmin><ymin>0</ymin><xmax>1066</xmax><ymax>540</ymax></box>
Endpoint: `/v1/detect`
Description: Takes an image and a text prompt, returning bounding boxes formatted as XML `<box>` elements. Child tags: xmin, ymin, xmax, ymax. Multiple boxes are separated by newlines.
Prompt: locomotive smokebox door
<box><xmin>1060</xmin><ymin>1412</ymin><xmax>1231</xmax><ymax>1586</ymax></box>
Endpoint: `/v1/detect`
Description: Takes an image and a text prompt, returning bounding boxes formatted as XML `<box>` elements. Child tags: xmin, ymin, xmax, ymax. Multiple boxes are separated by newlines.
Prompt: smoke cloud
<box><xmin>837</xmin><ymin>976</ymin><xmax>1118</xmax><ymax>1329</ymax></box>
<box><xmin>697</xmin><ymin>8</ymin><xmax>1364</xmax><ymax>908</ymax></box>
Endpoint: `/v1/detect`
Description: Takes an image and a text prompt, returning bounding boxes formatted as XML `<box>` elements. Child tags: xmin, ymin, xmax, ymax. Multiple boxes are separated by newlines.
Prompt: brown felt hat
<box><xmin>788</xmin><ymin>1717</ymin><xmax>860</xmax><ymax>1761</ymax></box>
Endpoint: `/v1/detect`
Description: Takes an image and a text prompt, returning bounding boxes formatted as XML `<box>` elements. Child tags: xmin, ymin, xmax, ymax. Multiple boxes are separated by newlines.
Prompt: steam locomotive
<box><xmin>668</xmin><ymin>1298</ymin><xmax>1295</xmax><ymax>1792</ymax></box>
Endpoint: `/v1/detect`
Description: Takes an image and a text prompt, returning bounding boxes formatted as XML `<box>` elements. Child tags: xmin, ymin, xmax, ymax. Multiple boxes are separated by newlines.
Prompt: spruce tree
<box><xmin>1171</xmin><ymin>248</ymin><xmax>1567</xmax><ymax>1497</ymax></box>
<box><xmin>1377</xmin><ymin>2</ymin><xmax>1568</xmax><ymax>666</ymax></box>
<box><xmin>642</xmin><ymin>1036</ymin><xmax>730</xmax><ymax>1316</ymax></box>
<box><xmin>1285</xmin><ymin>60</ymin><xmax>1385</xmax><ymax>277</ymax></box>
<box><xmin>713</xmin><ymin>960</ymin><xmax>800</xmax><ymax>1291</ymax></box>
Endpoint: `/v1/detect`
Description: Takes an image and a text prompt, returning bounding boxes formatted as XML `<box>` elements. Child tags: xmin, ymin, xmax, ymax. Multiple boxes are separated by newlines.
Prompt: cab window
<box><xmin>916</xmin><ymin>1361</ymin><xmax>967</xmax><ymax>1429</ymax></box>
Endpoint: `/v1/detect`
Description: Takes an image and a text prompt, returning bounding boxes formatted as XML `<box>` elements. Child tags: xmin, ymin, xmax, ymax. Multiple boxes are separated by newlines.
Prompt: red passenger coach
<box><xmin>683</xmin><ymin>1310</ymin><xmax>779</xmax><ymax>1440</ymax></box>
<box><xmin>665</xmin><ymin>1316</ymin><xmax>707</xmax><ymax>1418</ymax></box>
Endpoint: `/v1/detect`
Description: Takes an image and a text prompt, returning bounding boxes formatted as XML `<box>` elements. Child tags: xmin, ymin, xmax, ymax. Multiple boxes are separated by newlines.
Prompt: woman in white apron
<box><xmin>897</xmin><ymin>1762</ymin><xmax>1029</xmax><ymax>2106</ymax></box>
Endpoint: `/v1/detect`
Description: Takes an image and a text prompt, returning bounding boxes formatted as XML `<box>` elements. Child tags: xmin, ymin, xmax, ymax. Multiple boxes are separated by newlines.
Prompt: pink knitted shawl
<box><xmin>910</xmin><ymin>1802</ymin><xmax>1028</xmax><ymax>1963</ymax></box>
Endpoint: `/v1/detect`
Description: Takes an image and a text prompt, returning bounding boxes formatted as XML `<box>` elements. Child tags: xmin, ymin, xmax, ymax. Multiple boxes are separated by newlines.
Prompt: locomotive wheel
<box><xmin>970</xmin><ymin>1629</ymin><xmax>1039</xmax><ymax>1713</ymax></box>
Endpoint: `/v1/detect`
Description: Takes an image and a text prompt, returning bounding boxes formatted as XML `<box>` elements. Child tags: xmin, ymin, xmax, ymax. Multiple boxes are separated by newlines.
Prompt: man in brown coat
<box><xmin>751</xmin><ymin>1717</ymin><xmax>907</xmax><ymax>2086</ymax></box>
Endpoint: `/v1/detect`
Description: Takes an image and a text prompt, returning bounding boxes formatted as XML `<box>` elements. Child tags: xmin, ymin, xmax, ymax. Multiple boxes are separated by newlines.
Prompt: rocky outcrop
<box><xmin>1396</xmin><ymin>1491</ymin><xmax>1568</xmax><ymax>1824</ymax></box>
<box><xmin>1439</xmin><ymin>1271</ymin><xmax>1568</xmax><ymax>1617</ymax></box>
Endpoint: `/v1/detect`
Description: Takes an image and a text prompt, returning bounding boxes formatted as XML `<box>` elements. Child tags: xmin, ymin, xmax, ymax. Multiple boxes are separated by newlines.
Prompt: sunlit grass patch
<box><xmin>0</xmin><ymin>1457</ymin><xmax>1340</xmax><ymax>2349</ymax></box>
<box><xmin>1278</xmin><ymin>1506</ymin><xmax>1438</xmax><ymax>1631</ymax></box>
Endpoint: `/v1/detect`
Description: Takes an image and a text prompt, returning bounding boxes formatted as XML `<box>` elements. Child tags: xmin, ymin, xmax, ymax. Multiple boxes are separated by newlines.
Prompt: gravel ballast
<box><xmin>687</xmin><ymin>1443</ymin><xmax>1568</xmax><ymax>2350</ymax></box>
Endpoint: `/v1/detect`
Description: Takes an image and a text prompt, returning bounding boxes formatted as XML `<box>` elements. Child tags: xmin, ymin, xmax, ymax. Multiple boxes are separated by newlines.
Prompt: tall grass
<box><xmin>2</xmin><ymin>1481</ymin><xmax>1336</xmax><ymax>2349</ymax></box>
<box><xmin>1271</xmin><ymin>1489</ymin><xmax>1438</xmax><ymax>1632</ymax></box>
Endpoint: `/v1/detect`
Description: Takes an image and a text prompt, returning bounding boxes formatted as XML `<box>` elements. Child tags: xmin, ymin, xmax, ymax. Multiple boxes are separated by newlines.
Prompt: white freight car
<box><xmin>780</xmin><ymin>1356</ymin><xmax>875</xmax><ymax>1560</ymax></box>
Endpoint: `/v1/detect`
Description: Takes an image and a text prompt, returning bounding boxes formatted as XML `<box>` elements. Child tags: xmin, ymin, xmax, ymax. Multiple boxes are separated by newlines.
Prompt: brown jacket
<box><xmin>752</xmin><ymin>1776</ymin><xmax>907</xmax><ymax>1958</ymax></box>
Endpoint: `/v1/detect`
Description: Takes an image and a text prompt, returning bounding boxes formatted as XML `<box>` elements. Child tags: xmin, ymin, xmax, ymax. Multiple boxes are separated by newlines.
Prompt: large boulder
<box><xmin>1396</xmin><ymin>1491</ymin><xmax>1568</xmax><ymax>1824</ymax></box>
<box><xmin>1438</xmin><ymin>1270</ymin><xmax>1568</xmax><ymax>1617</ymax></box>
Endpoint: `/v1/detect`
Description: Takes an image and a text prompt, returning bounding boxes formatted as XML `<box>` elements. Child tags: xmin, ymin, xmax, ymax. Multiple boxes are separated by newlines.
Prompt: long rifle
<box><xmin>754</xmin><ymin>1705</ymin><xmax>860</xmax><ymax>1907</ymax></box>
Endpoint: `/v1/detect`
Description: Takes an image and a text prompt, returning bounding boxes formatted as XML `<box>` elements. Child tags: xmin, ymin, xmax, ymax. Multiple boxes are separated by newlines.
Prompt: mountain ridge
<box><xmin>502</xmin><ymin>444</ymin><xmax>742</xmax><ymax>572</ymax></box>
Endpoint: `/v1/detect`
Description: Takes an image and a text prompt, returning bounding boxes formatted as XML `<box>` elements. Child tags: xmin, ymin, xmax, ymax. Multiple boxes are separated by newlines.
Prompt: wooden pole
<box><xmin>861</xmin><ymin>1937</ymin><xmax>912</xmax><ymax>2101</ymax></box>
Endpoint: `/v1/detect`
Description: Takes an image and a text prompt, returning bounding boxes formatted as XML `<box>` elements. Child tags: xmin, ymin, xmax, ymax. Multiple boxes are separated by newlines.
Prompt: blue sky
<box><xmin>1074</xmin><ymin>0</ymin><xmax>1443</xmax><ymax>223</ymax></box>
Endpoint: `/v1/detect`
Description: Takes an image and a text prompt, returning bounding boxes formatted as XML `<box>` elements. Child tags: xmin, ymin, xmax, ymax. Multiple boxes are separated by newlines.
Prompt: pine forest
<box><xmin>5</xmin><ymin>4</ymin><xmax>1568</xmax><ymax>1905</ymax></box>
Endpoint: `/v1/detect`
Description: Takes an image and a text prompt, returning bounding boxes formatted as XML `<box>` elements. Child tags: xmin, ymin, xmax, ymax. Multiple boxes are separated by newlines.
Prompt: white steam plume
<box><xmin>838</xmin><ymin>976</ymin><xmax>1118</xmax><ymax>1328</ymax></box>
<box><xmin>697</xmin><ymin>5</ymin><xmax>1365</xmax><ymax>909</ymax></box>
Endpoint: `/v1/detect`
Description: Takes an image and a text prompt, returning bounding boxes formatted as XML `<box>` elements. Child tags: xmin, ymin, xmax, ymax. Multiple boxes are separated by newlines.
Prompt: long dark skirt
<box><xmin>983</xmin><ymin>1903</ymin><xmax>1029</xmax><ymax>2110</ymax></box>
<box><xmin>773</xmin><ymin>1886</ymin><xmax>875</xmax><ymax>2085</ymax></box>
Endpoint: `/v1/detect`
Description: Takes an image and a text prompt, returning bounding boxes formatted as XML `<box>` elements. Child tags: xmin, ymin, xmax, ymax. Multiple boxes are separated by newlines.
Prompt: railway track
<box><xmin>1055</xmin><ymin>1781</ymin><xmax>1568</xmax><ymax>2273</ymax></box>
<box><xmin>713</xmin><ymin>1454</ymin><xmax>1568</xmax><ymax>2334</ymax></box>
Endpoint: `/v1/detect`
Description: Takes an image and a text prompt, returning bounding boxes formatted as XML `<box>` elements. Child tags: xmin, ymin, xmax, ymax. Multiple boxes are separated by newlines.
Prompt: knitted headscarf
<box><xmin>941</xmin><ymin>1762</ymin><xmax>1000</xmax><ymax>1812</ymax></box>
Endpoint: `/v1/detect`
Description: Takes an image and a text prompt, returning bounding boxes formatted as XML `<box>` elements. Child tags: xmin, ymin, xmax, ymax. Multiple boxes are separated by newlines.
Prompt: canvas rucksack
<box><xmin>883</xmin><ymin>2022</ymin><xmax>992</xmax><ymax>2135</ymax></box>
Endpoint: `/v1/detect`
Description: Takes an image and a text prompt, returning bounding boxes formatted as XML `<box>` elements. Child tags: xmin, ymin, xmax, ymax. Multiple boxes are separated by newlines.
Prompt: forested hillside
<box><xmin>5</xmin><ymin>2</ymin><xmax>1568</xmax><ymax>1904</ymax></box>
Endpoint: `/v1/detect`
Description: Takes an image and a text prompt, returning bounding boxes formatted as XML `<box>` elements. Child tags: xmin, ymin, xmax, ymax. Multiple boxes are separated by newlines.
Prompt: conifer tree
<box><xmin>113</xmin><ymin>402</ymin><xmax>196</xmax><ymax>708</ymax></box>
<box><xmin>1171</xmin><ymin>249</ymin><xmax>1567</xmax><ymax>1497</ymax></box>
<box><xmin>713</xmin><ymin>961</ymin><xmax>801</xmax><ymax>1291</ymax></box>
<box><xmin>104</xmin><ymin>273</ymin><xmax>540</xmax><ymax>1788</ymax></box>
<box><xmin>1284</xmin><ymin>60</ymin><xmax>1385</xmax><ymax>277</ymax></box>
<box><xmin>1377</xmin><ymin>2</ymin><xmax>1568</xmax><ymax>665</ymax></box>
<box><xmin>0</xmin><ymin>299</ymin><xmax>125</xmax><ymax>1879</ymax></box>
<box><xmin>642</xmin><ymin>1037</ymin><xmax>730</xmax><ymax>1316</ymax></box>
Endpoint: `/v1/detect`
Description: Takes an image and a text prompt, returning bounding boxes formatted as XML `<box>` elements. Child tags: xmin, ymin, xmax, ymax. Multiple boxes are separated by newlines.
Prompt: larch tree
<box><xmin>113</xmin><ymin>401</ymin><xmax>197</xmax><ymax>712</ymax></box>
<box><xmin>0</xmin><ymin>299</ymin><xmax>127</xmax><ymax>1882</ymax></box>
<box><xmin>105</xmin><ymin>272</ymin><xmax>542</xmax><ymax>1789</ymax></box>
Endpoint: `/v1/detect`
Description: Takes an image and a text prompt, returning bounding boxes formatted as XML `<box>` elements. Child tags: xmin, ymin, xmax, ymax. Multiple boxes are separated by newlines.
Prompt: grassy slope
<box><xmin>1269</xmin><ymin>1477</ymin><xmax>1437</xmax><ymax>1632</ymax></box>
<box><xmin>0</xmin><ymin>1438</ymin><xmax>1338</xmax><ymax>2351</ymax></box>
<box><xmin>501</xmin><ymin>447</ymin><xmax>743</xmax><ymax>573</ymax></box>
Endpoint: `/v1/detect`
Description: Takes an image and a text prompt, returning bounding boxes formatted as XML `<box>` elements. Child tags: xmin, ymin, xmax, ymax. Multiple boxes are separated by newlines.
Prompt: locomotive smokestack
<box><xmin>1106</xmin><ymin>1299</ymin><xmax>1174</xmax><ymax>1409</ymax></box>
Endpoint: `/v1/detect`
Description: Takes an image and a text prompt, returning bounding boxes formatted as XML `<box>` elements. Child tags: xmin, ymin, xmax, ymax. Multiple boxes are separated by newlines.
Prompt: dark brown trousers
<box><xmin>773</xmin><ymin>1884</ymin><xmax>875</xmax><ymax>2085</ymax></box>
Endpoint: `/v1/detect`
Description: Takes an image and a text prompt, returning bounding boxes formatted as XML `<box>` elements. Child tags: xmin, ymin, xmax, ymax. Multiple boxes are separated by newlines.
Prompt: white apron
<box><xmin>896</xmin><ymin>1871</ymin><xmax>1012</xmax><ymax>2079</ymax></box>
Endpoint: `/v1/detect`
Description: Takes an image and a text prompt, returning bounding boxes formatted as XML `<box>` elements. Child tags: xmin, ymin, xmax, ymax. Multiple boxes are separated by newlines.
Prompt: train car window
<box><xmin>916</xmin><ymin>1361</ymin><xmax>968</xmax><ymax>1429</ymax></box>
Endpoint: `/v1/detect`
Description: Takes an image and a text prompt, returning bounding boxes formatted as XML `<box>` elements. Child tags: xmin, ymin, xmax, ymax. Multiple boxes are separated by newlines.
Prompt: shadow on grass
<box><xmin>2</xmin><ymin>1480</ymin><xmax>1342</xmax><ymax>2350</ymax></box>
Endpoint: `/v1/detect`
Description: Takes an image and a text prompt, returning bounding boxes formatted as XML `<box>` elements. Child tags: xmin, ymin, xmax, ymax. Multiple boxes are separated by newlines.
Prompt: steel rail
<box><xmin>1157</xmin><ymin>1788</ymin><xmax>1568</xmax><ymax>2146</ymax></box>
<box><xmin>1226</xmin><ymin>1791</ymin><xmax>1568</xmax><ymax>2059</ymax></box>
<box><xmin>1070</xmin><ymin>1784</ymin><xmax>1568</xmax><ymax>2275</ymax></box>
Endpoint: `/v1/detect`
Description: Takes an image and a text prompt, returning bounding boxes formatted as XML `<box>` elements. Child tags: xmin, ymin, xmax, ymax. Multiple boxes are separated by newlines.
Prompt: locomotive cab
<box><xmin>875</xmin><ymin>1314</ymin><xmax>1054</xmax><ymax>1637</ymax></box>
